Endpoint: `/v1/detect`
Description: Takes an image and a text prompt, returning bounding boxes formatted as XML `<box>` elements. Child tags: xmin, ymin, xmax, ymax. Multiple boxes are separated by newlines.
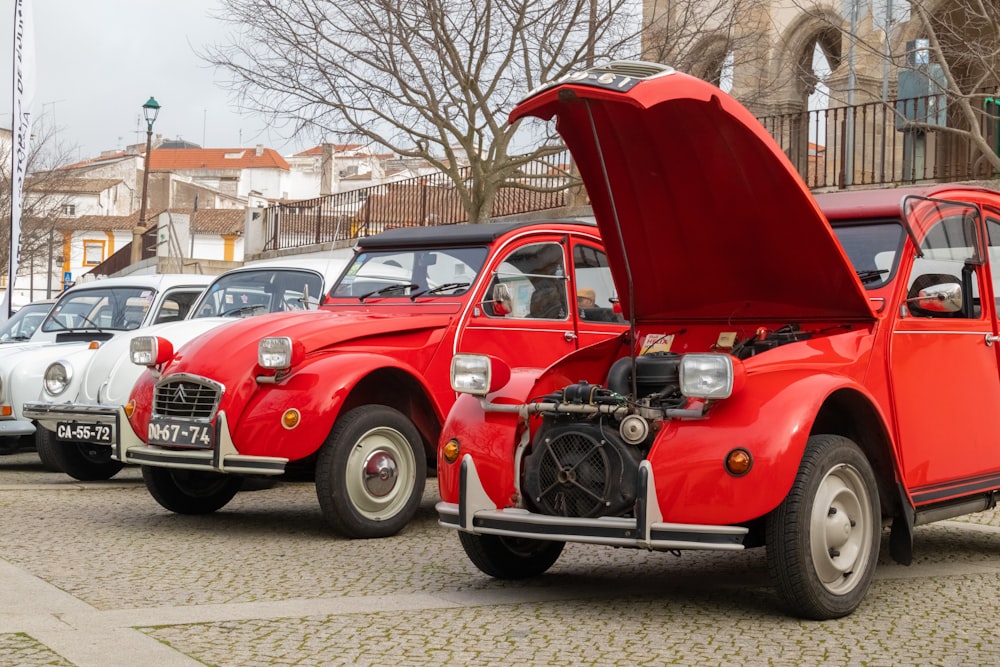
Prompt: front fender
<box><xmin>437</xmin><ymin>369</ymin><xmax>542</xmax><ymax>504</ymax></box>
<box><xmin>649</xmin><ymin>369</ymin><xmax>887</xmax><ymax>525</ymax></box>
<box><xmin>7</xmin><ymin>343</ymin><xmax>92</xmax><ymax>416</ymax></box>
<box><xmin>232</xmin><ymin>352</ymin><xmax>441</xmax><ymax>461</ymax></box>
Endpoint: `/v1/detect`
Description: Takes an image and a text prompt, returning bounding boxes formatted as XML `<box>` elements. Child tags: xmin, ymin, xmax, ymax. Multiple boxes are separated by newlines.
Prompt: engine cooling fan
<box><xmin>522</xmin><ymin>423</ymin><xmax>640</xmax><ymax>518</ymax></box>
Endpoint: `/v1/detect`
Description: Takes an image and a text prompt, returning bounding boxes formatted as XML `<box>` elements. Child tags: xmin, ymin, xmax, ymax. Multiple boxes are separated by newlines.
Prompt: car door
<box><xmin>458</xmin><ymin>235</ymin><xmax>577</xmax><ymax>369</ymax></box>
<box><xmin>889</xmin><ymin>200</ymin><xmax>1000</xmax><ymax>502</ymax></box>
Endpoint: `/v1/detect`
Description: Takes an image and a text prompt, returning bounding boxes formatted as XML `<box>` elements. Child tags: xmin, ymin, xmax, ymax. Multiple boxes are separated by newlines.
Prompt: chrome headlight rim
<box><xmin>44</xmin><ymin>360</ymin><xmax>73</xmax><ymax>396</ymax></box>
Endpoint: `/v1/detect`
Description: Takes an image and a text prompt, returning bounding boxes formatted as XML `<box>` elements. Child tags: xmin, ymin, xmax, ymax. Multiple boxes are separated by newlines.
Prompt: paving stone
<box><xmin>3</xmin><ymin>451</ymin><xmax>1000</xmax><ymax>666</ymax></box>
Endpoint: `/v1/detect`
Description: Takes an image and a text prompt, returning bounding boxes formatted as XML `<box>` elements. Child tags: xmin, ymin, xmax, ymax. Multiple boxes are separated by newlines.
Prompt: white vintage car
<box><xmin>0</xmin><ymin>274</ymin><xmax>213</xmax><ymax>457</ymax></box>
<box><xmin>23</xmin><ymin>257</ymin><xmax>347</xmax><ymax>480</ymax></box>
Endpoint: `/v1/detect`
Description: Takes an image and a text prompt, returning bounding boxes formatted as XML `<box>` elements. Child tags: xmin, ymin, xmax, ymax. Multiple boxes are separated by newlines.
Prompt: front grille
<box><xmin>152</xmin><ymin>375</ymin><xmax>222</xmax><ymax>419</ymax></box>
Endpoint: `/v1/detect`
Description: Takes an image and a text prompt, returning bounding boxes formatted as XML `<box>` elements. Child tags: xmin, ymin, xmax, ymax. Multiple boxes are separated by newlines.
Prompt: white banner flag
<box><xmin>3</xmin><ymin>0</ymin><xmax>36</xmax><ymax>321</ymax></box>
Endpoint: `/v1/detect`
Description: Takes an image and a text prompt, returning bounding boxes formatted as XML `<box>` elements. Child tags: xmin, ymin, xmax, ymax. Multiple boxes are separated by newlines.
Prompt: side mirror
<box><xmin>488</xmin><ymin>283</ymin><xmax>513</xmax><ymax>316</ymax></box>
<box><xmin>908</xmin><ymin>281</ymin><xmax>963</xmax><ymax>313</ymax></box>
<box><xmin>492</xmin><ymin>283</ymin><xmax>512</xmax><ymax>303</ymax></box>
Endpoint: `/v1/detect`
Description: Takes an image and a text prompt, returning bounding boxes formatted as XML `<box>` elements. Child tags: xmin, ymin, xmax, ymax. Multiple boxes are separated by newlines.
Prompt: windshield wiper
<box><xmin>358</xmin><ymin>283</ymin><xmax>419</xmax><ymax>302</ymax></box>
<box><xmin>411</xmin><ymin>282</ymin><xmax>470</xmax><ymax>299</ymax></box>
<box><xmin>856</xmin><ymin>269</ymin><xmax>888</xmax><ymax>285</ymax></box>
<box><xmin>44</xmin><ymin>311</ymin><xmax>105</xmax><ymax>332</ymax></box>
<box><xmin>222</xmin><ymin>304</ymin><xmax>267</xmax><ymax>317</ymax></box>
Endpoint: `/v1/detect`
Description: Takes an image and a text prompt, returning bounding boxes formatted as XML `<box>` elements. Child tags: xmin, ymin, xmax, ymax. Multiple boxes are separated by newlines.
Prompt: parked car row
<box><xmin>6</xmin><ymin>61</ymin><xmax>1000</xmax><ymax>621</ymax></box>
<box><xmin>23</xmin><ymin>257</ymin><xmax>348</xmax><ymax>480</ymax></box>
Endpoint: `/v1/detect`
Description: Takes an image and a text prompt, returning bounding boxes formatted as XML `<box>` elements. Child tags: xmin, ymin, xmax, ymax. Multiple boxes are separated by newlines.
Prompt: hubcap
<box><xmin>343</xmin><ymin>425</ymin><xmax>416</xmax><ymax>520</ymax></box>
<box><xmin>810</xmin><ymin>463</ymin><xmax>873</xmax><ymax>595</ymax></box>
<box><xmin>363</xmin><ymin>450</ymin><xmax>398</xmax><ymax>497</ymax></box>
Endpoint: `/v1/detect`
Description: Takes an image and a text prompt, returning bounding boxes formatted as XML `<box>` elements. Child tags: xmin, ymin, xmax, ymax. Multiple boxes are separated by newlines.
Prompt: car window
<box><xmin>484</xmin><ymin>242</ymin><xmax>568</xmax><ymax>320</ymax></box>
<box><xmin>155</xmin><ymin>289</ymin><xmax>204</xmax><ymax>324</ymax></box>
<box><xmin>195</xmin><ymin>269</ymin><xmax>326</xmax><ymax>318</ymax></box>
<box><xmin>331</xmin><ymin>247</ymin><xmax>488</xmax><ymax>298</ymax></box>
<box><xmin>572</xmin><ymin>243</ymin><xmax>623</xmax><ymax>323</ymax></box>
<box><xmin>0</xmin><ymin>302</ymin><xmax>51</xmax><ymax>341</ymax></box>
<box><xmin>907</xmin><ymin>214</ymin><xmax>981</xmax><ymax>319</ymax></box>
<box><xmin>42</xmin><ymin>287</ymin><xmax>158</xmax><ymax>332</ymax></box>
<box><xmin>831</xmin><ymin>221</ymin><xmax>906</xmax><ymax>289</ymax></box>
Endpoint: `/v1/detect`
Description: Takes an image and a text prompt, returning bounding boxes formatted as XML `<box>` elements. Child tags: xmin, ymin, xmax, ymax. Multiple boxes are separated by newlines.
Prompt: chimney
<box><xmin>255</xmin><ymin>144</ymin><xmax>264</xmax><ymax>157</ymax></box>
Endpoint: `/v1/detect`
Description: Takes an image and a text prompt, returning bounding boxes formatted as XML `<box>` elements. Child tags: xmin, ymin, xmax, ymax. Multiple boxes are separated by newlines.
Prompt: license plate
<box><xmin>56</xmin><ymin>421</ymin><xmax>115</xmax><ymax>445</ymax></box>
<box><xmin>148</xmin><ymin>417</ymin><xmax>215</xmax><ymax>449</ymax></box>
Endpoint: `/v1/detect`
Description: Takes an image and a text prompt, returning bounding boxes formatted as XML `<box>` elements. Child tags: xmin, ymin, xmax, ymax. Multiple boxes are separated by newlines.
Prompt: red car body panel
<box><xmin>436</xmin><ymin>62</ymin><xmax>1000</xmax><ymax>584</ymax></box>
<box><xmin>125</xmin><ymin>221</ymin><xmax>625</xmax><ymax>469</ymax></box>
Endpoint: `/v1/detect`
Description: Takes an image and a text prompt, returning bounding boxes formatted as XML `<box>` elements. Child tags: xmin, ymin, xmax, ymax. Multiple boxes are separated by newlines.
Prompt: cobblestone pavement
<box><xmin>3</xmin><ymin>451</ymin><xmax>1000</xmax><ymax>666</ymax></box>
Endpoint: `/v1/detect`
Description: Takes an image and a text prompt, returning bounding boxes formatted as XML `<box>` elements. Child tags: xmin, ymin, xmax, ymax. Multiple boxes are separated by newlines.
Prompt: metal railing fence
<box><xmin>260</xmin><ymin>93</ymin><xmax>1000</xmax><ymax>252</ymax></box>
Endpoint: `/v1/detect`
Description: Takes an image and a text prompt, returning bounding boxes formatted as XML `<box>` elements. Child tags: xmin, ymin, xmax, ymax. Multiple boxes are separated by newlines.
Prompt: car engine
<box><xmin>521</xmin><ymin>326</ymin><xmax>815</xmax><ymax>518</ymax></box>
<box><xmin>522</xmin><ymin>352</ymin><xmax>683</xmax><ymax>518</ymax></box>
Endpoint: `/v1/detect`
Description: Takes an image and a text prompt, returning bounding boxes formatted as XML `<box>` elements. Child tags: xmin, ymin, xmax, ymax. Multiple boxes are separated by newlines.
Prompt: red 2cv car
<box><xmin>118</xmin><ymin>220</ymin><xmax>625</xmax><ymax>537</ymax></box>
<box><xmin>436</xmin><ymin>61</ymin><xmax>1000</xmax><ymax>619</ymax></box>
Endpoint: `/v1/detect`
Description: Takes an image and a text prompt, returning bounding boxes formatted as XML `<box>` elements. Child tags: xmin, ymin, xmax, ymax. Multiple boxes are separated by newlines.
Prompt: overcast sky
<box><xmin>0</xmin><ymin>0</ymin><xmax>309</xmax><ymax>163</ymax></box>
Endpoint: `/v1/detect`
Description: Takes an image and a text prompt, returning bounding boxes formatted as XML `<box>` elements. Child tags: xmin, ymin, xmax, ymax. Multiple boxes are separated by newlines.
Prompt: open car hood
<box><xmin>510</xmin><ymin>63</ymin><xmax>874</xmax><ymax>323</ymax></box>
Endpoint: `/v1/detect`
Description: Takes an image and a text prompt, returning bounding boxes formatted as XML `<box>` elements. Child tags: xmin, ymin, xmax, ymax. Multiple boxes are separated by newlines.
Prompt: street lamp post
<box><xmin>131</xmin><ymin>96</ymin><xmax>160</xmax><ymax>265</ymax></box>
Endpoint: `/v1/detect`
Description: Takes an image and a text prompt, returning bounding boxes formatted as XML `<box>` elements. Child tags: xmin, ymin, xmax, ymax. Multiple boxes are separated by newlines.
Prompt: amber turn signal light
<box><xmin>442</xmin><ymin>438</ymin><xmax>461</xmax><ymax>463</ymax></box>
<box><xmin>281</xmin><ymin>409</ymin><xmax>301</xmax><ymax>430</ymax></box>
<box><xmin>725</xmin><ymin>448</ymin><xmax>753</xmax><ymax>477</ymax></box>
<box><xmin>123</xmin><ymin>400</ymin><xmax>136</xmax><ymax>419</ymax></box>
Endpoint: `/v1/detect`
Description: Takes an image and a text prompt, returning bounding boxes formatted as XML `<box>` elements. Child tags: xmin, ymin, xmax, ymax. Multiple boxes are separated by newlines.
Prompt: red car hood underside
<box><xmin>510</xmin><ymin>68</ymin><xmax>874</xmax><ymax>323</ymax></box>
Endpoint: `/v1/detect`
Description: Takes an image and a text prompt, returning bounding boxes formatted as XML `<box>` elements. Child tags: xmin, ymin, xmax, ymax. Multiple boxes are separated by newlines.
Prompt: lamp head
<box><xmin>142</xmin><ymin>96</ymin><xmax>160</xmax><ymax>127</ymax></box>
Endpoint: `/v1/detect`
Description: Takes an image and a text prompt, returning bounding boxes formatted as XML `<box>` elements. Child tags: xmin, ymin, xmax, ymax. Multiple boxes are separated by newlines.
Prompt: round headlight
<box><xmin>44</xmin><ymin>361</ymin><xmax>72</xmax><ymax>396</ymax></box>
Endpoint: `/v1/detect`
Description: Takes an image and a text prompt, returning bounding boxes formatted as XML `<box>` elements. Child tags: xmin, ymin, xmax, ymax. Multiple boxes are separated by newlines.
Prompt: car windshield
<box><xmin>193</xmin><ymin>268</ymin><xmax>326</xmax><ymax>318</ymax></box>
<box><xmin>0</xmin><ymin>302</ymin><xmax>52</xmax><ymax>342</ymax></box>
<box><xmin>330</xmin><ymin>246</ymin><xmax>488</xmax><ymax>299</ymax></box>
<box><xmin>832</xmin><ymin>221</ymin><xmax>906</xmax><ymax>289</ymax></box>
<box><xmin>41</xmin><ymin>287</ymin><xmax>157</xmax><ymax>332</ymax></box>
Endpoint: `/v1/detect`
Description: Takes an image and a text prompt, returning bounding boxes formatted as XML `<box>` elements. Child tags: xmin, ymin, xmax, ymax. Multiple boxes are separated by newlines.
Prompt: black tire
<box><xmin>35</xmin><ymin>428</ymin><xmax>124</xmax><ymax>481</ymax></box>
<box><xmin>766</xmin><ymin>434</ymin><xmax>881</xmax><ymax>620</ymax></box>
<box><xmin>141</xmin><ymin>466</ymin><xmax>243</xmax><ymax>515</ymax></box>
<box><xmin>34</xmin><ymin>429</ymin><xmax>62</xmax><ymax>472</ymax></box>
<box><xmin>315</xmin><ymin>405</ymin><xmax>427</xmax><ymax>539</ymax></box>
<box><xmin>458</xmin><ymin>533</ymin><xmax>565</xmax><ymax>579</ymax></box>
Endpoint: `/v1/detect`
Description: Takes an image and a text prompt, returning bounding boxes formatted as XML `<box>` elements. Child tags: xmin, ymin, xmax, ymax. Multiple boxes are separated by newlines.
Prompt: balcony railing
<box><xmin>758</xmin><ymin>92</ymin><xmax>1000</xmax><ymax>190</ymax></box>
<box><xmin>261</xmin><ymin>92</ymin><xmax>1000</xmax><ymax>252</ymax></box>
<box><xmin>261</xmin><ymin>154</ymin><xmax>571</xmax><ymax>252</ymax></box>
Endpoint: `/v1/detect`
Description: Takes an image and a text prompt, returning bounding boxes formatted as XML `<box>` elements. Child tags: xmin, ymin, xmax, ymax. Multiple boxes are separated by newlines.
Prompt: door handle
<box><xmin>986</xmin><ymin>334</ymin><xmax>1000</xmax><ymax>346</ymax></box>
<box><xmin>564</xmin><ymin>331</ymin><xmax>578</xmax><ymax>342</ymax></box>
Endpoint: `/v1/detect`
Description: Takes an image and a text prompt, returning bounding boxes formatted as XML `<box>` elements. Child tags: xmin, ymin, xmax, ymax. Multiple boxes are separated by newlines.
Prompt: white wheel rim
<box><xmin>344</xmin><ymin>426</ymin><xmax>416</xmax><ymax>521</ymax></box>
<box><xmin>809</xmin><ymin>463</ymin><xmax>874</xmax><ymax>595</ymax></box>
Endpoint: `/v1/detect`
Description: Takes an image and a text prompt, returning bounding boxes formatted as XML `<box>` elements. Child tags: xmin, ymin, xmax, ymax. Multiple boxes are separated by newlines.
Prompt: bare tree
<box><xmin>908</xmin><ymin>0</ymin><xmax>1000</xmax><ymax>175</ymax></box>
<box><xmin>793</xmin><ymin>0</ymin><xmax>1000</xmax><ymax>176</ymax></box>
<box><xmin>641</xmin><ymin>0</ymin><xmax>778</xmax><ymax>106</ymax></box>
<box><xmin>0</xmin><ymin>120</ymin><xmax>77</xmax><ymax>293</ymax></box>
<box><xmin>204</xmin><ymin>0</ymin><xmax>654</xmax><ymax>223</ymax></box>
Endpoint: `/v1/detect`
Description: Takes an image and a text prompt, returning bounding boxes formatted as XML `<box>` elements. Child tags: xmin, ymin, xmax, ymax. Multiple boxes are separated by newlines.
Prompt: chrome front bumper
<box><xmin>24</xmin><ymin>401</ymin><xmax>118</xmax><ymax>430</ymax></box>
<box><xmin>117</xmin><ymin>410</ymin><xmax>288</xmax><ymax>476</ymax></box>
<box><xmin>25</xmin><ymin>403</ymin><xmax>288</xmax><ymax>476</ymax></box>
<box><xmin>436</xmin><ymin>455</ymin><xmax>748</xmax><ymax>551</ymax></box>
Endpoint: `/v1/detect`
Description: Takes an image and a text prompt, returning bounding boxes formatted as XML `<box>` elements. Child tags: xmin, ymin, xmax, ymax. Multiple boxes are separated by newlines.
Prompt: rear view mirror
<box><xmin>909</xmin><ymin>281</ymin><xmax>962</xmax><ymax>313</ymax></box>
